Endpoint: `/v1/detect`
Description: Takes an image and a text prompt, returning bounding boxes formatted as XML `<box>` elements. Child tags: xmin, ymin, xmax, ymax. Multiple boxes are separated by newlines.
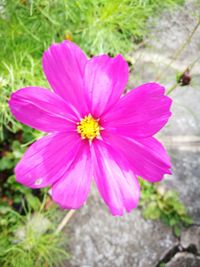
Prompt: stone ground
<box><xmin>63</xmin><ymin>1</ymin><xmax>200</xmax><ymax>266</ymax></box>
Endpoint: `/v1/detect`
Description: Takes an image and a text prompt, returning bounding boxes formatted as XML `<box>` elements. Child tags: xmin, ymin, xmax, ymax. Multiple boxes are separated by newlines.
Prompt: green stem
<box><xmin>167</xmin><ymin>54</ymin><xmax>200</xmax><ymax>95</ymax></box>
<box><xmin>39</xmin><ymin>192</ymin><xmax>47</xmax><ymax>213</ymax></box>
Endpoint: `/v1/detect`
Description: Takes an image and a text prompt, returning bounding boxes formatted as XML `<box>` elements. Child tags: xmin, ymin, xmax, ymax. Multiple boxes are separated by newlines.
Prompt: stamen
<box><xmin>77</xmin><ymin>114</ymin><xmax>100</xmax><ymax>140</ymax></box>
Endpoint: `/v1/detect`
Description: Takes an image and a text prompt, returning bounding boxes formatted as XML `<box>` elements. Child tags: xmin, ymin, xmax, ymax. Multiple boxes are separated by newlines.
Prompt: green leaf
<box><xmin>181</xmin><ymin>215</ymin><xmax>193</xmax><ymax>225</ymax></box>
<box><xmin>143</xmin><ymin>202</ymin><xmax>161</xmax><ymax>220</ymax></box>
<box><xmin>173</xmin><ymin>225</ymin><xmax>181</xmax><ymax>237</ymax></box>
<box><xmin>26</xmin><ymin>194</ymin><xmax>41</xmax><ymax>211</ymax></box>
<box><xmin>0</xmin><ymin>155</ymin><xmax>14</xmax><ymax>170</ymax></box>
<box><xmin>169</xmin><ymin>217</ymin><xmax>178</xmax><ymax>226</ymax></box>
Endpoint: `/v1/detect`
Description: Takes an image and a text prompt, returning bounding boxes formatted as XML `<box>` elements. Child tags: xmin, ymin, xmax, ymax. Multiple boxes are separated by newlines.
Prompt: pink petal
<box><xmin>42</xmin><ymin>41</ymin><xmax>88</xmax><ymax>115</ymax></box>
<box><xmin>9</xmin><ymin>87</ymin><xmax>78</xmax><ymax>132</ymax></box>
<box><xmin>102</xmin><ymin>131</ymin><xmax>172</xmax><ymax>182</ymax></box>
<box><xmin>101</xmin><ymin>83</ymin><xmax>172</xmax><ymax>138</ymax></box>
<box><xmin>15</xmin><ymin>132</ymin><xmax>82</xmax><ymax>188</ymax></box>
<box><xmin>52</xmin><ymin>141</ymin><xmax>92</xmax><ymax>209</ymax></box>
<box><xmin>92</xmin><ymin>140</ymin><xmax>140</xmax><ymax>216</ymax></box>
<box><xmin>84</xmin><ymin>54</ymin><xmax>128</xmax><ymax>117</ymax></box>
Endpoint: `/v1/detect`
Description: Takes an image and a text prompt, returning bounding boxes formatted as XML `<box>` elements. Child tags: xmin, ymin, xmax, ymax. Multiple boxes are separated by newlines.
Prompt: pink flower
<box><xmin>9</xmin><ymin>41</ymin><xmax>172</xmax><ymax>216</ymax></box>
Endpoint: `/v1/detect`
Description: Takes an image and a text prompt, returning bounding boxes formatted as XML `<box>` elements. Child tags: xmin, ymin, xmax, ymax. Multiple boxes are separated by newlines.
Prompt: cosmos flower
<box><xmin>9</xmin><ymin>41</ymin><xmax>172</xmax><ymax>216</ymax></box>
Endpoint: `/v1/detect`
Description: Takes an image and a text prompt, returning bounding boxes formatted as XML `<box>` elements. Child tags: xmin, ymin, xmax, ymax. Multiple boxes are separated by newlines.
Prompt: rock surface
<box><xmin>165</xmin><ymin>252</ymin><xmax>200</xmax><ymax>267</ymax></box>
<box><xmin>66</xmin><ymin>189</ymin><xmax>177</xmax><ymax>267</ymax></box>
<box><xmin>181</xmin><ymin>226</ymin><xmax>200</xmax><ymax>253</ymax></box>
<box><xmin>164</xmin><ymin>150</ymin><xmax>200</xmax><ymax>223</ymax></box>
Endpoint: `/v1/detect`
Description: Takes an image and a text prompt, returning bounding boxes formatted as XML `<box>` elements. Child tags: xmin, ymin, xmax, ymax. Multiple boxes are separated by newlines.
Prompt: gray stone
<box><xmin>164</xmin><ymin>150</ymin><xmax>200</xmax><ymax>223</ymax></box>
<box><xmin>147</xmin><ymin>0</ymin><xmax>200</xmax><ymax>66</ymax></box>
<box><xmin>65</xmin><ymin>187</ymin><xmax>177</xmax><ymax>267</ymax></box>
<box><xmin>181</xmin><ymin>226</ymin><xmax>200</xmax><ymax>253</ymax></box>
<box><xmin>165</xmin><ymin>252</ymin><xmax>200</xmax><ymax>267</ymax></box>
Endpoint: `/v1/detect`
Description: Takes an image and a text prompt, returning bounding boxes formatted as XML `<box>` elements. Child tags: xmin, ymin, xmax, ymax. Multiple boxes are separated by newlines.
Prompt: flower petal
<box><xmin>52</xmin><ymin>141</ymin><xmax>92</xmax><ymax>209</ymax></box>
<box><xmin>9</xmin><ymin>86</ymin><xmax>78</xmax><ymax>132</ymax></box>
<box><xmin>15</xmin><ymin>132</ymin><xmax>82</xmax><ymax>188</ymax></box>
<box><xmin>92</xmin><ymin>140</ymin><xmax>140</xmax><ymax>216</ymax></box>
<box><xmin>102</xmin><ymin>131</ymin><xmax>172</xmax><ymax>182</ymax></box>
<box><xmin>84</xmin><ymin>54</ymin><xmax>128</xmax><ymax>117</ymax></box>
<box><xmin>101</xmin><ymin>83</ymin><xmax>172</xmax><ymax>138</ymax></box>
<box><xmin>42</xmin><ymin>41</ymin><xmax>88</xmax><ymax>114</ymax></box>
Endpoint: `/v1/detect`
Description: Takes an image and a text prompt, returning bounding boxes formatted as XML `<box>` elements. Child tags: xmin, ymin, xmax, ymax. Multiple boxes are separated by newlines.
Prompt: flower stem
<box><xmin>167</xmin><ymin>54</ymin><xmax>200</xmax><ymax>95</ymax></box>
<box><xmin>39</xmin><ymin>192</ymin><xmax>47</xmax><ymax>213</ymax></box>
<box><xmin>55</xmin><ymin>209</ymin><xmax>76</xmax><ymax>234</ymax></box>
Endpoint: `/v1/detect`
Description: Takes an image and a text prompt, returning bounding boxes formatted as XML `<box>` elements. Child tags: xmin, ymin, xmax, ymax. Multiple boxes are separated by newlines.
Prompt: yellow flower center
<box><xmin>77</xmin><ymin>114</ymin><xmax>100</xmax><ymax>140</ymax></box>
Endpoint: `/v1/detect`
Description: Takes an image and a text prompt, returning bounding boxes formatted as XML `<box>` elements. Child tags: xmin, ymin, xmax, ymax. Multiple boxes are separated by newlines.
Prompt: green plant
<box><xmin>0</xmin><ymin>195</ymin><xmax>69</xmax><ymax>267</ymax></box>
<box><xmin>0</xmin><ymin>141</ymin><xmax>25</xmax><ymax>171</ymax></box>
<box><xmin>0</xmin><ymin>128</ymin><xmax>42</xmax><ymax>206</ymax></box>
<box><xmin>140</xmin><ymin>179</ymin><xmax>192</xmax><ymax>237</ymax></box>
<box><xmin>65</xmin><ymin>0</ymin><xmax>184</xmax><ymax>55</ymax></box>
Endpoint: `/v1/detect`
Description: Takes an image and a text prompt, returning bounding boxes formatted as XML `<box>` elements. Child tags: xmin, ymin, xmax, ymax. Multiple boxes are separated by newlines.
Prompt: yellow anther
<box><xmin>77</xmin><ymin>114</ymin><xmax>100</xmax><ymax>140</ymax></box>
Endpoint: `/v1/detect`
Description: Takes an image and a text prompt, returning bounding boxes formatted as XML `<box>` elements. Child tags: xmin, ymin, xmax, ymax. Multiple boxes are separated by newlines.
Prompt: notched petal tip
<box><xmin>52</xmin><ymin>198</ymin><xmax>84</xmax><ymax>210</ymax></box>
<box><xmin>8</xmin><ymin>90</ymin><xmax>20</xmax><ymax>104</ymax></box>
<box><xmin>102</xmin><ymin>81</ymin><xmax>173</xmax><ymax>138</ymax></box>
<box><xmin>84</xmin><ymin>53</ymin><xmax>129</xmax><ymax>117</ymax></box>
<box><xmin>8</xmin><ymin>86</ymin><xmax>77</xmax><ymax>132</ymax></box>
<box><xmin>42</xmin><ymin>40</ymin><xmax>88</xmax><ymax>114</ymax></box>
<box><xmin>109</xmin><ymin>196</ymin><xmax>140</xmax><ymax>216</ymax></box>
<box><xmin>92</xmin><ymin>140</ymin><xmax>140</xmax><ymax>216</ymax></box>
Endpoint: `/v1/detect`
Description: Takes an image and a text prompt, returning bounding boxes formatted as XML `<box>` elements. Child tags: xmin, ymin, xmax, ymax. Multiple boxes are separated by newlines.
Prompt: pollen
<box><xmin>77</xmin><ymin>114</ymin><xmax>100</xmax><ymax>140</ymax></box>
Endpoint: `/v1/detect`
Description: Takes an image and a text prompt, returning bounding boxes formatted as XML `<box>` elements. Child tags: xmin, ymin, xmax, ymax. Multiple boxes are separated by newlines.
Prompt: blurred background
<box><xmin>0</xmin><ymin>0</ymin><xmax>200</xmax><ymax>266</ymax></box>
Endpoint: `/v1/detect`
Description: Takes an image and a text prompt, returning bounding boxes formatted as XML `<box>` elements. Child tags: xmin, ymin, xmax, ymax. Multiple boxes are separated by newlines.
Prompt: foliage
<box><xmin>0</xmin><ymin>127</ymin><xmax>40</xmax><ymax>170</ymax></box>
<box><xmin>0</xmin><ymin>192</ymin><xmax>69</xmax><ymax>267</ymax></box>
<box><xmin>0</xmin><ymin>123</ymin><xmax>69</xmax><ymax>267</ymax></box>
<box><xmin>65</xmin><ymin>0</ymin><xmax>184</xmax><ymax>55</ymax></box>
<box><xmin>0</xmin><ymin>141</ymin><xmax>25</xmax><ymax>171</ymax></box>
<box><xmin>140</xmin><ymin>179</ymin><xmax>193</xmax><ymax>237</ymax></box>
<box><xmin>0</xmin><ymin>0</ymin><xmax>184</xmax><ymax>137</ymax></box>
<box><xmin>0</xmin><ymin>127</ymin><xmax>42</xmax><ymax>208</ymax></box>
<box><xmin>0</xmin><ymin>133</ymin><xmax>67</xmax><ymax>266</ymax></box>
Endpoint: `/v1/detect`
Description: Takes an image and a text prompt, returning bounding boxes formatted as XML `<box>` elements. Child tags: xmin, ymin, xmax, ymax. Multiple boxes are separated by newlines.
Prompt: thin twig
<box><xmin>167</xmin><ymin>83</ymin><xmax>178</xmax><ymax>95</ymax></box>
<box><xmin>155</xmin><ymin>19</ymin><xmax>200</xmax><ymax>81</ymax></box>
<box><xmin>55</xmin><ymin>210</ymin><xmax>76</xmax><ymax>234</ymax></box>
